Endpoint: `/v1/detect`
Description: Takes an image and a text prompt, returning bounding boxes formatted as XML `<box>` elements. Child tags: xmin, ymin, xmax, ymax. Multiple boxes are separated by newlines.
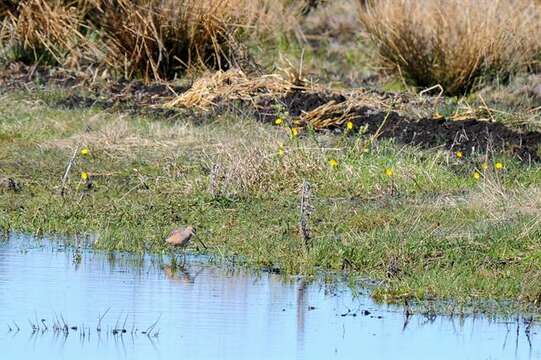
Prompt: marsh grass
<box><xmin>1</xmin><ymin>91</ymin><xmax>541</xmax><ymax>308</ymax></box>
<box><xmin>0</xmin><ymin>0</ymin><xmax>540</xmax><ymax>313</ymax></box>
<box><xmin>359</xmin><ymin>0</ymin><xmax>541</xmax><ymax>95</ymax></box>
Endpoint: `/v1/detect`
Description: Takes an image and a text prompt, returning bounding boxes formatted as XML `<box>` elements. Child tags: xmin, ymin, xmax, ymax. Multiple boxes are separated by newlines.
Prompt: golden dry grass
<box><xmin>359</xmin><ymin>0</ymin><xmax>541</xmax><ymax>95</ymax></box>
<box><xmin>1</xmin><ymin>0</ymin><xmax>306</xmax><ymax>79</ymax></box>
<box><xmin>165</xmin><ymin>68</ymin><xmax>522</xmax><ymax>131</ymax></box>
<box><xmin>1</xmin><ymin>0</ymin><xmax>97</xmax><ymax>66</ymax></box>
<box><xmin>99</xmin><ymin>0</ymin><xmax>251</xmax><ymax>80</ymax></box>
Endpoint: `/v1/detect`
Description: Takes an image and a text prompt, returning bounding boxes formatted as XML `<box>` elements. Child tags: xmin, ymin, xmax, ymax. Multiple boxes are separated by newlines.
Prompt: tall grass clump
<box><xmin>99</xmin><ymin>0</ymin><xmax>250</xmax><ymax>80</ymax></box>
<box><xmin>359</xmin><ymin>0</ymin><xmax>541</xmax><ymax>95</ymax></box>
<box><xmin>0</xmin><ymin>0</ymin><xmax>306</xmax><ymax>80</ymax></box>
<box><xmin>0</xmin><ymin>0</ymin><xmax>103</xmax><ymax>66</ymax></box>
<box><xmin>100</xmin><ymin>0</ymin><xmax>307</xmax><ymax>80</ymax></box>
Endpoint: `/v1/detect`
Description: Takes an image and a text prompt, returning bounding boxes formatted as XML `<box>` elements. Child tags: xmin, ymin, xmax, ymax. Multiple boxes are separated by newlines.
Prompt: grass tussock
<box><xmin>0</xmin><ymin>0</ymin><xmax>305</xmax><ymax>80</ymax></box>
<box><xmin>359</xmin><ymin>0</ymin><xmax>541</xmax><ymax>95</ymax></box>
<box><xmin>99</xmin><ymin>0</ymin><xmax>255</xmax><ymax>80</ymax></box>
<box><xmin>0</xmin><ymin>0</ymin><xmax>95</xmax><ymax>66</ymax></box>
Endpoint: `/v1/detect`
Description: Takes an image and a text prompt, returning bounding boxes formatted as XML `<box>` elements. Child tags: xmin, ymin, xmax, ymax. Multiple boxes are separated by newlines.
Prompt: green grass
<box><xmin>1</xmin><ymin>90</ymin><xmax>541</xmax><ymax>312</ymax></box>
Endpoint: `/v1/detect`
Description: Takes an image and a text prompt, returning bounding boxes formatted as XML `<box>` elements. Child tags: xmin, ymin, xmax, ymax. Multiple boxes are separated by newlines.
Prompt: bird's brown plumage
<box><xmin>165</xmin><ymin>226</ymin><xmax>196</xmax><ymax>247</ymax></box>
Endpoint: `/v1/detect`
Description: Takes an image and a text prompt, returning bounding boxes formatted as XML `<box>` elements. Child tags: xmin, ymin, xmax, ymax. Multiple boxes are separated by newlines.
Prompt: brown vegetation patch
<box><xmin>170</xmin><ymin>70</ymin><xmax>541</xmax><ymax>161</ymax></box>
<box><xmin>0</xmin><ymin>63</ymin><xmax>188</xmax><ymax>117</ymax></box>
<box><xmin>0</xmin><ymin>0</ymin><xmax>306</xmax><ymax>80</ymax></box>
<box><xmin>3</xmin><ymin>65</ymin><xmax>541</xmax><ymax>161</ymax></box>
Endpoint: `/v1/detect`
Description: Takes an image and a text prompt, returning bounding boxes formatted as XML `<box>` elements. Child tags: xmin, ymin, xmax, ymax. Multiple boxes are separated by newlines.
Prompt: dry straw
<box><xmin>164</xmin><ymin>68</ymin><xmax>483</xmax><ymax>130</ymax></box>
<box><xmin>165</xmin><ymin>68</ymin><xmax>313</xmax><ymax>110</ymax></box>
<box><xmin>100</xmin><ymin>0</ymin><xmax>245</xmax><ymax>80</ymax></box>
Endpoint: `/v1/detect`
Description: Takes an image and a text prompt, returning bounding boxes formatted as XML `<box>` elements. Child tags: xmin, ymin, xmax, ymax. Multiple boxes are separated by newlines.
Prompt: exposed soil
<box><xmin>255</xmin><ymin>90</ymin><xmax>347</xmax><ymax>121</ymax></box>
<box><xmin>53</xmin><ymin>94</ymin><xmax>183</xmax><ymax>119</ymax></box>
<box><xmin>258</xmin><ymin>90</ymin><xmax>541</xmax><ymax>162</ymax></box>
<box><xmin>346</xmin><ymin>107</ymin><xmax>541</xmax><ymax>161</ymax></box>
<box><xmin>0</xmin><ymin>63</ymin><xmax>189</xmax><ymax>118</ymax></box>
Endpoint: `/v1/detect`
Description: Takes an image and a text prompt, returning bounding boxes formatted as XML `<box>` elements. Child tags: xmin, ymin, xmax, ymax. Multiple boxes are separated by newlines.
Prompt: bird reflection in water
<box><xmin>162</xmin><ymin>264</ymin><xmax>205</xmax><ymax>285</ymax></box>
<box><xmin>163</xmin><ymin>265</ymin><xmax>194</xmax><ymax>285</ymax></box>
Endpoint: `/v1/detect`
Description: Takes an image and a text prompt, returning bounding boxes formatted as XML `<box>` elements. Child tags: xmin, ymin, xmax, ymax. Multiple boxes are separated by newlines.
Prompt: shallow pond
<box><xmin>0</xmin><ymin>233</ymin><xmax>539</xmax><ymax>360</ymax></box>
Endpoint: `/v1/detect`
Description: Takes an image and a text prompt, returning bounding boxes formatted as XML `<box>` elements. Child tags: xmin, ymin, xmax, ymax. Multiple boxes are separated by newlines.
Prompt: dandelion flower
<box><xmin>275</xmin><ymin>117</ymin><xmax>283</xmax><ymax>125</ymax></box>
<box><xmin>481</xmin><ymin>162</ymin><xmax>489</xmax><ymax>170</ymax></box>
<box><xmin>473</xmin><ymin>172</ymin><xmax>481</xmax><ymax>180</ymax></box>
<box><xmin>455</xmin><ymin>151</ymin><xmax>463</xmax><ymax>159</ymax></box>
<box><xmin>385</xmin><ymin>168</ymin><xmax>394</xmax><ymax>177</ymax></box>
<box><xmin>80</xmin><ymin>148</ymin><xmax>90</xmax><ymax>157</ymax></box>
<box><xmin>291</xmin><ymin>127</ymin><xmax>299</xmax><ymax>137</ymax></box>
<box><xmin>81</xmin><ymin>172</ymin><xmax>89</xmax><ymax>181</ymax></box>
<box><xmin>329</xmin><ymin>159</ymin><xmax>338</xmax><ymax>168</ymax></box>
<box><xmin>495</xmin><ymin>162</ymin><xmax>504</xmax><ymax>170</ymax></box>
<box><xmin>346</xmin><ymin>121</ymin><xmax>353</xmax><ymax>130</ymax></box>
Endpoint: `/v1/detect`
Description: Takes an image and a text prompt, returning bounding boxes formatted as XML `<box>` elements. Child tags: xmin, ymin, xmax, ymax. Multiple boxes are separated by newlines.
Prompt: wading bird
<box><xmin>165</xmin><ymin>226</ymin><xmax>196</xmax><ymax>247</ymax></box>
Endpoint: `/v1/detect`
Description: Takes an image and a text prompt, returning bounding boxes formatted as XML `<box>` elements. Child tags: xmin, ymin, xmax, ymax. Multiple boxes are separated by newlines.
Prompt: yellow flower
<box><xmin>385</xmin><ymin>168</ymin><xmax>394</xmax><ymax>177</ymax></box>
<box><xmin>80</xmin><ymin>172</ymin><xmax>89</xmax><ymax>181</ymax></box>
<box><xmin>455</xmin><ymin>151</ymin><xmax>463</xmax><ymax>159</ymax></box>
<box><xmin>481</xmin><ymin>162</ymin><xmax>489</xmax><ymax>170</ymax></box>
<box><xmin>346</xmin><ymin>121</ymin><xmax>353</xmax><ymax>130</ymax></box>
<box><xmin>291</xmin><ymin>127</ymin><xmax>299</xmax><ymax>137</ymax></box>
<box><xmin>495</xmin><ymin>162</ymin><xmax>504</xmax><ymax>170</ymax></box>
<box><xmin>80</xmin><ymin>148</ymin><xmax>90</xmax><ymax>157</ymax></box>
<box><xmin>328</xmin><ymin>159</ymin><xmax>338</xmax><ymax>168</ymax></box>
<box><xmin>277</xmin><ymin>146</ymin><xmax>285</xmax><ymax>157</ymax></box>
<box><xmin>473</xmin><ymin>172</ymin><xmax>481</xmax><ymax>180</ymax></box>
<box><xmin>274</xmin><ymin>117</ymin><xmax>283</xmax><ymax>126</ymax></box>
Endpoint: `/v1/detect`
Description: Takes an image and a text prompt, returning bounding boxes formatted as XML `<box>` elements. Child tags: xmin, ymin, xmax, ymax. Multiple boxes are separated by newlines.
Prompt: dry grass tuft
<box><xmin>99</xmin><ymin>0</ymin><xmax>250</xmax><ymax>80</ymax></box>
<box><xmin>1</xmin><ymin>0</ymin><xmax>306</xmax><ymax>80</ymax></box>
<box><xmin>1</xmin><ymin>0</ymin><xmax>99</xmax><ymax>66</ymax></box>
<box><xmin>359</xmin><ymin>0</ymin><xmax>541</xmax><ymax>95</ymax></box>
<box><xmin>0</xmin><ymin>1</ymin><xmax>18</xmax><ymax>20</ymax></box>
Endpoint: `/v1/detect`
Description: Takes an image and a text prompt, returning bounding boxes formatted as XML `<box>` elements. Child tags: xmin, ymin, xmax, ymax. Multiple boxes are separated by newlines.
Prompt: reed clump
<box><xmin>359</xmin><ymin>0</ymin><xmax>541</xmax><ymax>95</ymax></box>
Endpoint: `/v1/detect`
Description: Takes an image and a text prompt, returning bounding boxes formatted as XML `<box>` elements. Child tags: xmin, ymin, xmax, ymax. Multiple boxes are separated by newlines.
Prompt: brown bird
<box><xmin>165</xmin><ymin>226</ymin><xmax>196</xmax><ymax>247</ymax></box>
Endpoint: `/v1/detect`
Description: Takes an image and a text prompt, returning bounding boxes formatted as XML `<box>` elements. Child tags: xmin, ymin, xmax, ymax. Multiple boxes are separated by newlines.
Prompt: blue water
<box><xmin>0</xmin><ymin>233</ymin><xmax>538</xmax><ymax>360</ymax></box>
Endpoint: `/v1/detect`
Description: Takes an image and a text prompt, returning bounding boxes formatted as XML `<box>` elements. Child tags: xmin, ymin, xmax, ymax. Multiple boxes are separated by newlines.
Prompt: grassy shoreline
<box><xmin>1</xmin><ymin>88</ymin><xmax>541</xmax><ymax>313</ymax></box>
